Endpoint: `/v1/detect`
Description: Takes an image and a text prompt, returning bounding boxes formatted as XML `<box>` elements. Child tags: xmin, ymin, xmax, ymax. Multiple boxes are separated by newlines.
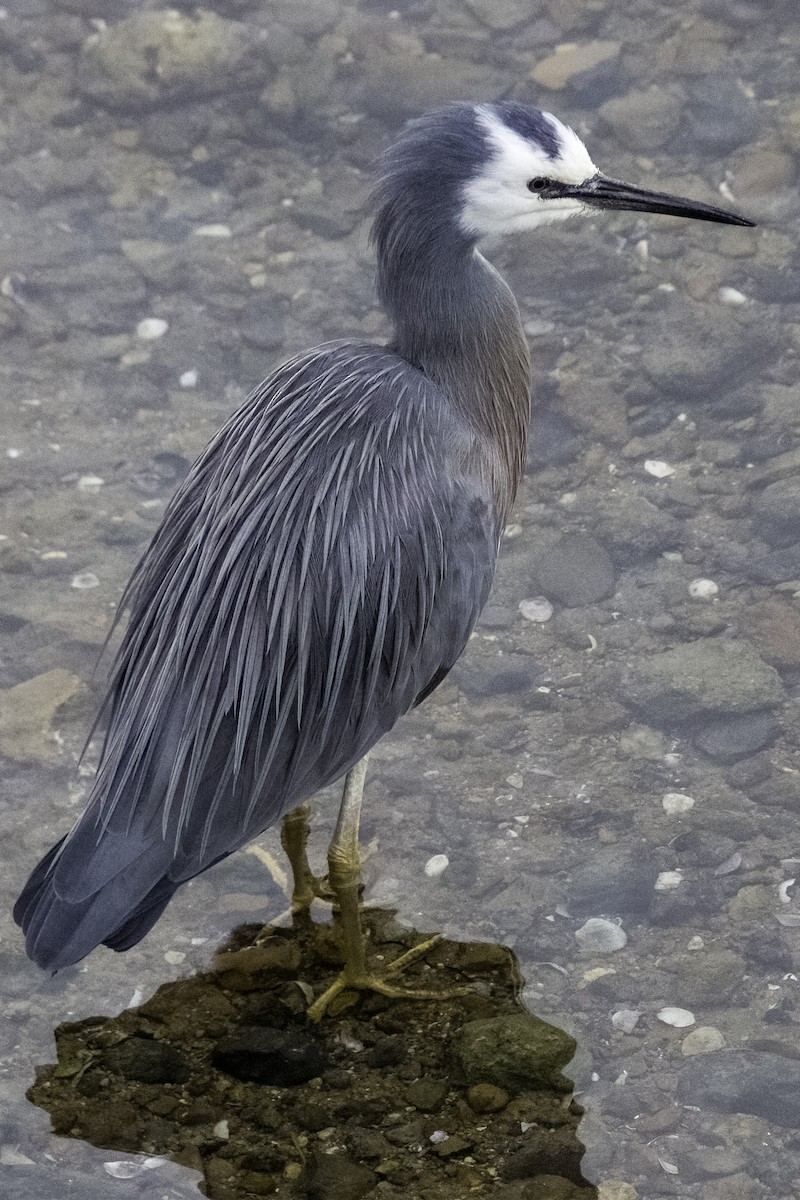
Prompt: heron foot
<box><xmin>306</xmin><ymin>933</ymin><xmax>472</xmax><ymax>1021</ymax></box>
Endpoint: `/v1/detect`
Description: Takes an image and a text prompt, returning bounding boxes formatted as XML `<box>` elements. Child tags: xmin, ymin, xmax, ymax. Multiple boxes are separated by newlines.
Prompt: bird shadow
<box><xmin>27</xmin><ymin>909</ymin><xmax>598</xmax><ymax>1199</ymax></box>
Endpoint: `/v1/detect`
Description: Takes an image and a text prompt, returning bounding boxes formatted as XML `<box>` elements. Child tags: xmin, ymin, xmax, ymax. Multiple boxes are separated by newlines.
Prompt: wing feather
<box><xmin>15</xmin><ymin>340</ymin><xmax>501</xmax><ymax>967</ymax></box>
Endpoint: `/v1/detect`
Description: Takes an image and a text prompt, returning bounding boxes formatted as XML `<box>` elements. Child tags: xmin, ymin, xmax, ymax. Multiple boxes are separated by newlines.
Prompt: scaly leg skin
<box><xmin>306</xmin><ymin>755</ymin><xmax>472</xmax><ymax>1021</ymax></box>
<box><xmin>280</xmin><ymin>804</ymin><xmax>331</xmax><ymax>920</ymax></box>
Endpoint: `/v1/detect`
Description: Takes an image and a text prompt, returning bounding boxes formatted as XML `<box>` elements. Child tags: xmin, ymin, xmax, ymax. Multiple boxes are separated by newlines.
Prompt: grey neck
<box><xmin>376</xmin><ymin>231</ymin><xmax>531</xmax><ymax>517</ymax></box>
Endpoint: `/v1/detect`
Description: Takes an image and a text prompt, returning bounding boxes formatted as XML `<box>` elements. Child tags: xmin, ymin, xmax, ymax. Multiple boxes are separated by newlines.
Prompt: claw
<box><xmin>306</xmin><ymin>934</ymin><xmax>472</xmax><ymax>1021</ymax></box>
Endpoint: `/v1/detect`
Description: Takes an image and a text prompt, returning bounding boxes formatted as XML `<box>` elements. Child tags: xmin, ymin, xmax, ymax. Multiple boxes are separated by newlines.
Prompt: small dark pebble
<box><xmin>467</xmin><ymin>1082</ymin><xmax>509</xmax><ymax>1113</ymax></box>
<box><xmin>749</xmin><ymin>774</ymin><xmax>800</xmax><ymax>812</ymax></box>
<box><xmin>102</xmin><ymin>1036</ymin><xmax>189</xmax><ymax>1085</ymax></box>
<box><xmin>727</xmin><ymin>752</ymin><xmax>772</xmax><ymax>790</ymax></box>
<box><xmin>454</xmin><ymin>652</ymin><xmax>539</xmax><ymax>699</ymax></box>
<box><xmin>693</xmin><ymin>711</ymin><xmax>778</xmax><ymax>764</ymax></box>
<box><xmin>501</xmin><ymin>1127</ymin><xmax>587</xmax><ymax>1183</ymax></box>
<box><xmin>364</xmin><ymin>1034</ymin><xmax>407</xmax><ymax>1068</ymax></box>
<box><xmin>405</xmin><ymin>1077</ymin><xmax>448</xmax><ymax>1111</ymax></box>
<box><xmin>533</xmin><ymin>533</ymin><xmax>615</xmax><ymax>607</ymax></box>
<box><xmin>745</xmin><ymin>929</ymin><xmax>794</xmax><ymax>973</ymax></box>
<box><xmin>212</xmin><ymin>1025</ymin><xmax>328</xmax><ymax>1086</ymax></box>
<box><xmin>568</xmin><ymin>848</ymin><xmax>659</xmax><ymax>917</ymax></box>
<box><xmin>306</xmin><ymin>1148</ymin><xmax>377</xmax><ymax>1200</ymax></box>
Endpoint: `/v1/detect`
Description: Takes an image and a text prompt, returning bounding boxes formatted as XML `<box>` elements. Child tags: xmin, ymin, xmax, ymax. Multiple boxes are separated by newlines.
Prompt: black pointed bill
<box><xmin>553</xmin><ymin>174</ymin><xmax>755</xmax><ymax>227</ymax></box>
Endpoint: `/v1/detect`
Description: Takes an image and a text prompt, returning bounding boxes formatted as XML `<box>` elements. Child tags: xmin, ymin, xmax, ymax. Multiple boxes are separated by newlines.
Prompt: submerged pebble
<box><xmin>424</xmin><ymin>853</ymin><xmax>449</xmax><ymax>878</ymax></box>
<box><xmin>71</xmin><ymin>572</ymin><xmax>100</xmax><ymax>589</ymax></box>
<box><xmin>657</xmin><ymin>1007</ymin><xmax>695</xmax><ymax>1028</ymax></box>
<box><xmin>644</xmin><ymin>459</ymin><xmax>675</xmax><ymax>478</ymax></box>
<box><xmin>662</xmin><ymin>792</ymin><xmax>695</xmax><ymax>815</ymax></box>
<box><xmin>76</xmin><ymin>475</ymin><xmax>104</xmax><ymax>491</ymax></box>
<box><xmin>682</xmin><ymin>1026</ymin><xmax>726</xmax><ymax>1055</ymax></box>
<box><xmin>136</xmin><ymin>317</ymin><xmax>169</xmax><ymax>340</ymax></box>
<box><xmin>688</xmin><ymin>577</ymin><xmax>719</xmax><ymax>599</ymax></box>
<box><xmin>575</xmin><ymin>918</ymin><xmax>628</xmax><ymax>953</ymax></box>
<box><xmin>611</xmin><ymin>1008</ymin><xmax>642</xmax><ymax>1033</ymax></box>
<box><xmin>518</xmin><ymin>596</ymin><xmax>554</xmax><ymax>623</ymax></box>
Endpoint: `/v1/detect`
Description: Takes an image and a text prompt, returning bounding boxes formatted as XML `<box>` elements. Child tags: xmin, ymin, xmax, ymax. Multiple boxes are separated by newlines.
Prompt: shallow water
<box><xmin>1</xmin><ymin>1</ymin><xmax>800</xmax><ymax>1198</ymax></box>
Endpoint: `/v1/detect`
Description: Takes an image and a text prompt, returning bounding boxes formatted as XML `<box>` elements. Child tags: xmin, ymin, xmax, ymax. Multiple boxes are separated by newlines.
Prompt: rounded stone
<box><xmin>450</xmin><ymin>1014</ymin><xmax>576</xmax><ymax>1095</ymax></box>
<box><xmin>102</xmin><ymin>1036</ymin><xmax>189</xmax><ymax>1084</ymax></box>
<box><xmin>574</xmin><ymin>918</ymin><xmax>628</xmax><ymax>954</ymax></box>
<box><xmin>533</xmin><ymin>533</ymin><xmax>616</xmax><ymax>607</ymax></box>
<box><xmin>693</xmin><ymin>711</ymin><xmax>778</xmax><ymax>764</ymax></box>
<box><xmin>569</xmin><ymin>848</ymin><xmax>659</xmax><ymax>916</ymax></box>
<box><xmin>211</xmin><ymin>1025</ymin><xmax>328</xmax><ymax>1086</ymax></box>
<box><xmin>406</xmin><ymin>1078</ymin><xmax>448</xmax><ymax>1112</ymax></box>
<box><xmin>466</xmin><ymin>1083</ymin><xmax>509</xmax><ymax>1113</ymax></box>
<box><xmin>598</xmin><ymin>85</ymin><xmax>684</xmax><ymax>151</ymax></box>
<box><xmin>682</xmin><ymin>1026</ymin><xmax>727</xmax><ymax>1056</ymax></box>
<box><xmin>618</xmin><ymin>640</ymin><xmax>784</xmax><ymax>724</ymax></box>
<box><xmin>662</xmin><ymin>792</ymin><xmax>695</xmax><ymax>815</ymax></box>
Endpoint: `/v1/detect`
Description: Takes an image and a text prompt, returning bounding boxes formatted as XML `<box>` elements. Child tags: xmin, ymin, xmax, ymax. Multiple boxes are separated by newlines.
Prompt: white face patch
<box><xmin>460</xmin><ymin>107</ymin><xmax>598</xmax><ymax>241</ymax></box>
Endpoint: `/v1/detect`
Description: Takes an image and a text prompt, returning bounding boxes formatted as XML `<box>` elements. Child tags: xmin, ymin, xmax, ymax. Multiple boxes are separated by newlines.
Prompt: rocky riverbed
<box><xmin>2</xmin><ymin>1</ymin><xmax>800</xmax><ymax>1199</ymax></box>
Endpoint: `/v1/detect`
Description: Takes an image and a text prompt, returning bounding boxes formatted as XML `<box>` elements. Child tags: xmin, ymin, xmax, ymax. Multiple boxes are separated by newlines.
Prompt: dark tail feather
<box><xmin>13</xmin><ymin>836</ymin><xmax>67</xmax><ymax>931</ymax></box>
<box><xmin>13</xmin><ymin>829</ymin><xmax>176</xmax><ymax>971</ymax></box>
<box><xmin>102</xmin><ymin>879</ymin><xmax>178</xmax><ymax>951</ymax></box>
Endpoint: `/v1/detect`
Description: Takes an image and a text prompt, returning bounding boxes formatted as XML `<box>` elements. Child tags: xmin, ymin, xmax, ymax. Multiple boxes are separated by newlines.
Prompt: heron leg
<box><xmin>280</xmin><ymin>805</ymin><xmax>317</xmax><ymax>915</ymax></box>
<box><xmin>280</xmin><ymin>804</ymin><xmax>334</xmax><ymax>919</ymax></box>
<box><xmin>306</xmin><ymin>754</ymin><xmax>471</xmax><ymax>1021</ymax></box>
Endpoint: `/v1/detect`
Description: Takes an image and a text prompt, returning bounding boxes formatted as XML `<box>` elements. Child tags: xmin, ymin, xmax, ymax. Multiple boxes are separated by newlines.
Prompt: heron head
<box><xmin>459</xmin><ymin>101</ymin><xmax>754</xmax><ymax>240</ymax></box>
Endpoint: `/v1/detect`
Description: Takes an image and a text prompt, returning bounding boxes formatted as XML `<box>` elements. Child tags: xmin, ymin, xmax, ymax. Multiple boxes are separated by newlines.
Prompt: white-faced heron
<box><xmin>15</xmin><ymin>102</ymin><xmax>753</xmax><ymax>1014</ymax></box>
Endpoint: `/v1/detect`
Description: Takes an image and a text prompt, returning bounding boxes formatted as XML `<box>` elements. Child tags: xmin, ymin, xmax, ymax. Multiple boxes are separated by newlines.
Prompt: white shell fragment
<box><xmin>164</xmin><ymin>950</ymin><xmax>186</xmax><ymax>965</ymax></box>
<box><xmin>429</xmin><ymin>1130</ymin><xmax>449</xmax><ymax>1144</ymax></box>
<box><xmin>213</xmin><ymin>1120</ymin><xmax>230</xmax><ymax>1139</ymax></box>
<box><xmin>611</xmin><ymin>1008</ymin><xmax>642</xmax><ymax>1033</ymax></box>
<box><xmin>424</xmin><ymin>854</ymin><xmax>449</xmax><ymax>879</ymax></box>
<box><xmin>655</xmin><ymin>870</ymin><xmax>683</xmax><ymax>891</ymax></box>
<box><xmin>104</xmin><ymin>1162</ymin><xmax>142</xmax><ymax>1180</ymax></box>
<box><xmin>77</xmin><ymin>474</ymin><xmax>104</xmax><ymax>491</ymax></box>
<box><xmin>136</xmin><ymin>317</ymin><xmax>169</xmax><ymax>340</ymax></box>
<box><xmin>688</xmin><ymin>577</ymin><xmax>719</xmax><ymax>599</ymax></box>
<box><xmin>193</xmin><ymin>223</ymin><xmax>233</xmax><ymax>238</ymax></box>
<box><xmin>71</xmin><ymin>572</ymin><xmax>100</xmax><ymax>589</ymax></box>
<box><xmin>103</xmin><ymin>1157</ymin><xmax>166</xmax><ymax>1179</ymax></box>
<box><xmin>180</xmin><ymin>369</ymin><xmax>198</xmax><ymax>388</ymax></box>
<box><xmin>662</xmin><ymin>792</ymin><xmax>695</xmax><ymax>815</ymax></box>
<box><xmin>575</xmin><ymin>918</ymin><xmax>627</xmax><ymax>953</ymax></box>
<box><xmin>719</xmin><ymin>286</ymin><xmax>748</xmax><ymax>306</ymax></box>
<box><xmin>519</xmin><ymin>597</ymin><xmax>554</xmax><ymax>623</ymax></box>
<box><xmin>657</xmin><ymin>1006</ymin><xmax>695</xmax><ymax>1028</ymax></box>
<box><xmin>644</xmin><ymin>459</ymin><xmax>675</xmax><ymax>478</ymax></box>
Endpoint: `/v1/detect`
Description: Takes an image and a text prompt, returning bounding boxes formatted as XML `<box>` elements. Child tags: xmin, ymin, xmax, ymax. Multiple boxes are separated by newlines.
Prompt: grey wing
<box><xmin>16</xmin><ymin>342</ymin><xmax>500</xmax><ymax>968</ymax></box>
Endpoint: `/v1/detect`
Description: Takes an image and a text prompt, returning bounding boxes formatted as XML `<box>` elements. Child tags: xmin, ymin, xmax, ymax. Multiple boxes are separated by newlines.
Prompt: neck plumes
<box><xmin>374</xmin><ymin>207</ymin><xmax>531</xmax><ymax>520</ymax></box>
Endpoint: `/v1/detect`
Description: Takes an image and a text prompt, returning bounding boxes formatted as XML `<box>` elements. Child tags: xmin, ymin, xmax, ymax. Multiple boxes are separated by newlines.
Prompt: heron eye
<box><xmin>528</xmin><ymin>177</ymin><xmax>550</xmax><ymax>193</ymax></box>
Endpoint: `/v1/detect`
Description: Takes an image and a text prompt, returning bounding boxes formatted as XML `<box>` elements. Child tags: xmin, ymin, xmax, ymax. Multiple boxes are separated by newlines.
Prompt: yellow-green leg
<box><xmin>306</xmin><ymin>754</ymin><xmax>471</xmax><ymax>1021</ymax></box>
<box><xmin>280</xmin><ymin>804</ymin><xmax>320</xmax><ymax>916</ymax></box>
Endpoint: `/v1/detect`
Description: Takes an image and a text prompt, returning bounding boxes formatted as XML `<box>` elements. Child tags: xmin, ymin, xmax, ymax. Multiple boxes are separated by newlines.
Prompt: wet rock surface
<box><xmin>27</xmin><ymin>912</ymin><xmax>595</xmax><ymax>1200</ymax></box>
